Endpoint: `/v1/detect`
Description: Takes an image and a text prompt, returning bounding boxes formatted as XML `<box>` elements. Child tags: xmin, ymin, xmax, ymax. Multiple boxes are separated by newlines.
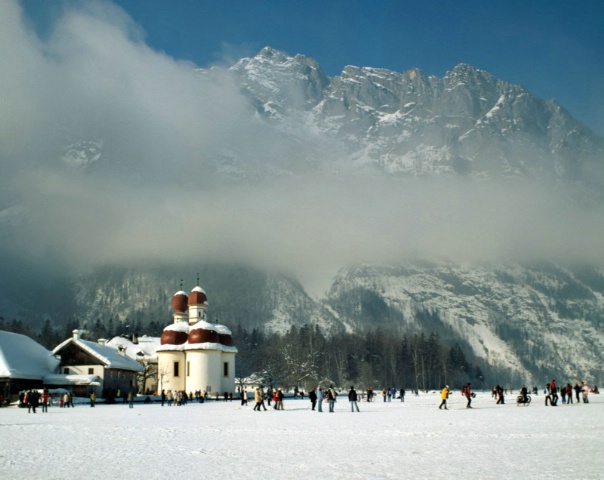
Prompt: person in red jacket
<box><xmin>462</xmin><ymin>383</ymin><xmax>473</xmax><ymax>408</ymax></box>
<box><xmin>550</xmin><ymin>380</ymin><xmax>558</xmax><ymax>406</ymax></box>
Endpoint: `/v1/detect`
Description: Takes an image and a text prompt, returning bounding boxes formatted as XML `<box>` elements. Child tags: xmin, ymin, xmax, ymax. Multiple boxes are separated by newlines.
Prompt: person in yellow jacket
<box><xmin>439</xmin><ymin>385</ymin><xmax>450</xmax><ymax>410</ymax></box>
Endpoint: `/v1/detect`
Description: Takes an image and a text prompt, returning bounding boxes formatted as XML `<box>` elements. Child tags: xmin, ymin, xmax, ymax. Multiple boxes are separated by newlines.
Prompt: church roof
<box><xmin>190</xmin><ymin>320</ymin><xmax>232</xmax><ymax>335</ymax></box>
<box><xmin>188</xmin><ymin>286</ymin><xmax>208</xmax><ymax>305</ymax></box>
<box><xmin>157</xmin><ymin>342</ymin><xmax>237</xmax><ymax>353</ymax></box>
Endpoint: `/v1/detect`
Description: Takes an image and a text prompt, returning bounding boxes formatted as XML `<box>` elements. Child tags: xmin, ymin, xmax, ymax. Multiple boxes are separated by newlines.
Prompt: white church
<box><xmin>156</xmin><ymin>286</ymin><xmax>237</xmax><ymax>396</ymax></box>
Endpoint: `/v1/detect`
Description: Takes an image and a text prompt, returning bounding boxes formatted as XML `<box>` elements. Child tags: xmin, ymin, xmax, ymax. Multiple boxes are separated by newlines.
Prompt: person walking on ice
<box><xmin>317</xmin><ymin>386</ymin><xmax>324</xmax><ymax>412</ymax></box>
<box><xmin>439</xmin><ymin>385</ymin><xmax>450</xmax><ymax>410</ymax></box>
<box><xmin>462</xmin><ymin>383</ymin><xmax>474</xmax><ymax>408</ymax></box>
<box><xmin>253</xmin><ymin>387</ymin><xmax>267</xmax><ymax>411</ymax></box>
<box><xmin>581</xmin><ymin>381</ymin><xmax>590</xmax><ymax>403</ymax></box>
<box><xmin>327</xmin><ymin>385</ymin><xmax>337</xmax><ymax>412</ymax></box>
<box><xmin>348</xmin><ymin>386</ymin><xmax>360</xmax><ymax>412</ymax></box>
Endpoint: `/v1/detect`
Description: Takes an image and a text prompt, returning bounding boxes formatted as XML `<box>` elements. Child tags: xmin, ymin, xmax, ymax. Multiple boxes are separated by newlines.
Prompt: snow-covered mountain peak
<box><xmin>55</xmin><ymin>46</ymin><xmax>600</xmax><ymax>188</ymax></box>
<box><xmin>257</xmin><ymin>46</ymin><xmax>289</xmax><ymax>61</ymax></box>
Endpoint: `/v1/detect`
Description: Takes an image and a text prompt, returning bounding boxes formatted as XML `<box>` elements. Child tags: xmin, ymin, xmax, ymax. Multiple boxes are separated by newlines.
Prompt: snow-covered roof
<box><xmin>105</xmin><ymin>335</ymin><xmax>160</xmax><ymax>361</ymax></box>
<box><xmin>164</xmin><ymin>320</ymin><xmax>232</xmax><ymax>336</ymax></box>
<box><xmin>157</xmin><ymin>342</ymin><xmax>237</xmax><ymax>353</ymax></box>
<box><xmin>44</xmin><ymin>374</ymin><xmax>101</xmax><ymax>386</ymax></box>
<box><xmin>0</xmin><ymin>331</ymin><xmax>60</xmax><ymax>380</ymax></box>
<box><xmin>164</xmin><ymin>321</ymin><xmax>191</xmax><ymax>333</ymax></box>
<box><xmin>190</xmin><ymin>320</ymin><xmax>232</xmax><ymax>336</ymax></box>
<box><xmin>52</xmin><ymin>336</ymin><xmax>144</xmax><ymax>372</ymax></box>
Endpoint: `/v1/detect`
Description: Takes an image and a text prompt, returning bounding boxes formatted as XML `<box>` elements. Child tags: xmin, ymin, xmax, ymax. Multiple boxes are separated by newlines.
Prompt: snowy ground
<box><xmin>1</xmin><ymin>391</ymin><xmax>602</xmax><ymax>479</ymax></box>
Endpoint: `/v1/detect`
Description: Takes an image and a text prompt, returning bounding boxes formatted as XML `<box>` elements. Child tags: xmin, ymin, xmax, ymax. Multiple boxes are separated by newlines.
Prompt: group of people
<box><xmin>250</xmin><ymin>386</ymin><xmax>283</xmax><ymax>411</ymax></box>
<box><xmin>250</xmin><ymin>384</ymin><xmax>361</xmax><ymax>413</ymax></box>
<box><xmin>544</xmin><ymin>380</ymin><xmax>594</xmax><ymax>406</ymax></box>
<box><xmin>306</xmin><ymin>385</ymin><xmax>340</xmax><ymax>412</ymax></box>
<box><xmin>487</xmin><ymin>381</ymin><xmax>597</xmax><ymax>407</ymax></box>
<box><xmin>251</xmin><ymin>387</ymin><xmax>285</xmax><ymax>410</ymax></box>
<box><xmin>494</xmin><ymin>380</ymin><xmax>596</xmax><ymax>406</ymax></box>
<box><xmin>160</xmin><ymin>389</ymin><xmax>211</xmax><ymax>406</ymax></box>
<box><xmin>437</xmin><ymin>380</ymin><xmax>598</xmax><ymax>409</ymax></box>
<box><xmin>439</xmin><ymin>383</ymin><xmax>475</xmax><ymax>410</ymax></box>
<box><xmin>19</xmin><ymin>388</ymin><xmax>75</xmax><ymax>412</ymax></box>
<box><xmin>378</xmin><ymin>387</ymin><xmax>406</xmax><ymax>402</ymax></box>
<box><xmin>19</xmin><ymin>390</ymin><xmax>42</xmax><ymax>413</ymax></box>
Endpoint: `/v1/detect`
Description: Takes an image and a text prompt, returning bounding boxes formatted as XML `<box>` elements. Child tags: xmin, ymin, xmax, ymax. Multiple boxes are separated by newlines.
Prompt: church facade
<box><xmin>156</xmin><ymin>286</ymin><xmax>237</xmax><ymax>396</ymax></box>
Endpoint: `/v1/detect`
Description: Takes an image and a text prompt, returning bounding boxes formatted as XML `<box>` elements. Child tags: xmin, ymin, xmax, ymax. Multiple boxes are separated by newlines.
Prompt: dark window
<box><xmin>173</xmin><ymin>361</ymin><xmax>180</xmax><ymax>377</ymax></box>
<box><xmin>63</xmin><ymin>367</ymin><xmax>69</xmax><ymax>374</ymax></box>
<box><xmin>223</xmin><ymin>362</ymin><xmax>229</xmax><ymax>377</ymax></box>
<box><xmin>88</xmin><ymin>367</ymin><xmax>94</xmax><ymax>374</ymax></box>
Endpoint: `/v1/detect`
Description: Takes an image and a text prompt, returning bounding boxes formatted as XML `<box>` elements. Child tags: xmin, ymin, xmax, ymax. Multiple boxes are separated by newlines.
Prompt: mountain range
<box><xmin>224</xmin><ymin>47</ymin><xmax>603</xmax><ymax>187</ymax></box>
<box><xmin>1</xmin><ymin>47</ymin><xmax>603</xmax><ymax>384</ymax></box>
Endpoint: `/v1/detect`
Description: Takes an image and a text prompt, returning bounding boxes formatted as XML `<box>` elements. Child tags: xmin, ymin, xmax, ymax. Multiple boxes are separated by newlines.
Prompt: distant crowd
<box><xmin>540</xmin><ymin>380</ymin><xmax>597</xmax><ymax>406</ymax></box>
<box><xmin>437</xmin><ymin>380</ymin><xmax>598</xmax><ymax>410</ymax></box>
<box><xmin>245</xmin><ymin>385</ymin><xmax>414</xmax><ymax>413</ymax></box>
<box><xmin>10</xmin><ymin>379</ymin><xmax>600</xmax><ymax>413</ymax></box>
<box><xmin>245</xmin><ymin>380</ymin><xmax>599</xmax><ymax>413</ymax></box>
<box><xmin>17</xmin><ymin>388</ymin><xmax>75</xmax><ymax>413</ymax></box>
<box><xmin>486</xmin><ymin>380</ymin><xmax>597</xmax><ymax>406</ymax></box>
<box><xmin>159</xmin><ymin>389</ymin><xmax>213</xmax><ymax>406</ymax></box>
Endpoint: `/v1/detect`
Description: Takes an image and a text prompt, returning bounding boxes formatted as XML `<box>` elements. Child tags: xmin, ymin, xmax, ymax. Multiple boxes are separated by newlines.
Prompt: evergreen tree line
<box><xmin>235</xmin><ymin>324</ymin><xmax>488</xmax><ymax>392</ymax></box>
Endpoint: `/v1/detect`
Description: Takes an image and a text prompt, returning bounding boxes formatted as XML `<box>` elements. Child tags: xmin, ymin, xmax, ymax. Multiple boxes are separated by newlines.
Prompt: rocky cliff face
<box><xmin>227</xmin><ymin>47</ymin><xmax>603</xmax><ymax>188</ymax></box>
<box><xmin>325</xmin><ymin>262</ymin><xmax>604</xmax><ymax>381</ymax></box>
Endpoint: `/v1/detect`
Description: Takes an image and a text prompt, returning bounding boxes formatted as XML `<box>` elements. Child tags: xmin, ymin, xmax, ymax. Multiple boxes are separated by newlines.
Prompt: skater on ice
<box><xmin>438</xmin><ymin>385</ymin><xmax>450</xmax><ymax>410</ymax></box>
<box><xmin>462</xmin><ymin>383</ymin><xmax>474</xmax><ymax>408</ymax></box>
<box><xmin>348</xmin><ymin>386</ymin><xmax>360</xmax><ymax>412</ymax></box>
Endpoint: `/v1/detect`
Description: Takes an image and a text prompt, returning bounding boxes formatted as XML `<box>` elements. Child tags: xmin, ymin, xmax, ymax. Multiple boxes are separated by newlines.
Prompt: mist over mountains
<box><xmin>1</xmin><ymin>1</ymin><xmax>603</xmax><ymax>382</ymax></box>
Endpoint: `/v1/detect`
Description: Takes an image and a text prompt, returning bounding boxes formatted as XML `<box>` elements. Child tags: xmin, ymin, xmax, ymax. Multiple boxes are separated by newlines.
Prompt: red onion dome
<box><xmin>218</xmin><ymin>334</ymin><xmax>234</xmax><ymax>346</ymax></box>
<box><xmin>188</xmin><ymin>286</ymin><xmax>207</xmax><ymax>305</ymax></box>
<box><xmin>171</xmin><ymin>291</ymin><xmax>188</xmax><ymax>313</ymax></box>
<box><xmin>160</xmin><ymin>323</ymin><xmax>189</xmax><ymax>345</ymax></box>
<box><xmin>189</xmin><ymin>322</ymin><xmax>219</xmax><ymax>344</ymax></box>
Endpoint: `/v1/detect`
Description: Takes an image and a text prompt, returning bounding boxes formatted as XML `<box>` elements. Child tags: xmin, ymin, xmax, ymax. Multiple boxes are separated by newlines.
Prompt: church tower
<box><xmin>156</xmin><ymin>284</ymin><xmax>237</xmax><ymax>396</ymax></box>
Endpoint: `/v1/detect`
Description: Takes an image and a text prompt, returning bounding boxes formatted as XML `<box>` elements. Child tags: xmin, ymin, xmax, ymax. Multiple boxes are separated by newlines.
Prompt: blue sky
<box><xmin>21</xmin><ymin>0</ymin><xmax>603</xmax><ymax>135</ymax></box>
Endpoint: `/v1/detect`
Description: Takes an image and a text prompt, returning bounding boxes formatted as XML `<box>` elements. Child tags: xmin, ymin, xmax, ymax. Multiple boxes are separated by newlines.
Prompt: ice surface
<box><xmin>0</xmin><ymin>391</ymin><xmax>602</xmax><ymax>479</ymax></box>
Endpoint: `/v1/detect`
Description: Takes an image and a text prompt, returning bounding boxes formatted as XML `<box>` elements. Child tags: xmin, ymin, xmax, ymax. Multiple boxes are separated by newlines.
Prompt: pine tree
<box><xmin>38</xmin><ymin>318</ymin><xmax>57</xmax><ymax>349</ymax></box>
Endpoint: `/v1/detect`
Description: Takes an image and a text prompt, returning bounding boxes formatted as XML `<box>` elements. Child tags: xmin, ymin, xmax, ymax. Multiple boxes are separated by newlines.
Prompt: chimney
<box><xmin>97</xmin><ymin>338</ymin><xmax>107</xmax><ymax>345</ymax></box>
<box><xmin>117</xmin><ymin>345</ymin><xmax>126</xmax><ymax>356</ymax></box>
<box><xmin>72</xmin><ymin>329</ymin><xmax>81</xmax><ymax>340</ymax></box>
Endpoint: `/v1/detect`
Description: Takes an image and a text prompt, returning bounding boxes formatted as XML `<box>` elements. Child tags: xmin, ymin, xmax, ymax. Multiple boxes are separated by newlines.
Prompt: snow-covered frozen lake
<box><xmin>1</xmin><ymin>391</ymin><xmax>602</xmax><ymax>479</ymax></box>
